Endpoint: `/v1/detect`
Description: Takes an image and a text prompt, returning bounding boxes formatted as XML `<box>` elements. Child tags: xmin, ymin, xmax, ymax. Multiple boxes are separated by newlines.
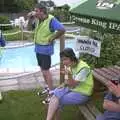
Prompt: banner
<box><xmin>71</xmin><ymin>15</ymin><xmax>120</xmax><ymax>34</ymax></box>
<box><xmin>75</xmin><ymin>36</ymin><xmax>101</xmax><ymax>57</ymax></box>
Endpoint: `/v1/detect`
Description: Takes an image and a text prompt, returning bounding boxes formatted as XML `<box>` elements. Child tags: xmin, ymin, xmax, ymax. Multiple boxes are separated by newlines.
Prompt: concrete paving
<box><xmin>0</xmin><ymin>68</ymin><xmax>60</xmax><ymax>92</ymax></box>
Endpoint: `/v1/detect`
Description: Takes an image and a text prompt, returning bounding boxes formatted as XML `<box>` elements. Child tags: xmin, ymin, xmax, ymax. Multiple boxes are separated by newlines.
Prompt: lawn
<box><xmin>0</xmin><ymin>90</ymin><xmax>83</xmax><ymax>120</ymax></box>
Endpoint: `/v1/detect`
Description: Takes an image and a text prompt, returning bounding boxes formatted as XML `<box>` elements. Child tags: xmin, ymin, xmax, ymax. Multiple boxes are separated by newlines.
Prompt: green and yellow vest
<box><xmin>71</xmin><ymin>60</ymin><xmax>94</xmax><ymax>96</ymax></box>
<box><xmin>34</xmin><ymin>14</ymin><xmax>54</xmax><ymax>45</ymax></box>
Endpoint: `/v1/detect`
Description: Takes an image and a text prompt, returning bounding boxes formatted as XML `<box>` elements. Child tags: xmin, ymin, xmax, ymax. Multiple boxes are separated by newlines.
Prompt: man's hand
<box><xmin>106</xmin><ymin>81</ymin><xmax>120</xmax><ymax>97</ymax></box>
<box><xmin>67</xmin><ymin>79</ymin><xmax>79</xmax><ymax>88</ymax></box>
<box><xmin>60</xmin><ymin>68</ymin><xmax>69</xmax><ymax>75</ymax></box>
<box><xmin>27</xmin><ymin>11</ymin><xmax>36</xmax><ymax>18</ymax></box>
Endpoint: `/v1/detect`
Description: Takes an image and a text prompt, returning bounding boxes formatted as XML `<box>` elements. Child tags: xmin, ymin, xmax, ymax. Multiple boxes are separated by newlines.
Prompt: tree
<box><xmin>0</xmin><ymin>0</ymin><xmax>37</xmax><ymax>12</ymax></box>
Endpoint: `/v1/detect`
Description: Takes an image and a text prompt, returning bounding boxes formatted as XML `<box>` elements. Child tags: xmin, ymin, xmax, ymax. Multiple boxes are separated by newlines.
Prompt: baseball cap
<box><xmin>60</xmin><ymin>48</ymin><xmax>76</xmax><ymax>59</ymax></box>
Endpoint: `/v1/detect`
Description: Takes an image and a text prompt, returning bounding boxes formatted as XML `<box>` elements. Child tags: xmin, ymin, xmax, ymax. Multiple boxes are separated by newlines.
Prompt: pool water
<box><xmin>0</xmin><ymin>40</ymin><xmax>76</xmax><ymax>71</ymax></box>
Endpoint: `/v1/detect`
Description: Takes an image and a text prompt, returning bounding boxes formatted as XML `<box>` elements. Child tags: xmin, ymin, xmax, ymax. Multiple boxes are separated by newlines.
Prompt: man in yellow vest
<box><xmin>28</xmin><ymin>3</ymin><xmax>65</xmax><ymax>93</ymax></box>
<box><xmin>46</xmin><ymin>48</ymin><xmax>94</xmax><ymax>120</ymax></box>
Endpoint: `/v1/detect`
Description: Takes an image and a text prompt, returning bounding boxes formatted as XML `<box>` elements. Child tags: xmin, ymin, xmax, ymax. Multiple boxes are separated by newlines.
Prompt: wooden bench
<box><xmin>93</xmin><ymin>65</ymin><xmax>120</xmax><ymax>85</ymax></box>
<box><xmin>77</xmin><ymin>65</ymin><xmax>120</xmax><ymax>120</ymax></box>
<box><xmin>76</xmin><ymin>83</ymin><xmax>103</xmax><ymax>120</ymax></box>
<box><xmin>78</xmin><ymin>101</ymin><xmax>102</xmax><ymax>120</ymax></box>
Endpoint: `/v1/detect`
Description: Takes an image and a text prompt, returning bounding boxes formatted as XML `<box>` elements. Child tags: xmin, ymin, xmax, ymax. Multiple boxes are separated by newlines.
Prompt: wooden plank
<box><xmin>109</xmin><ymin>67</ymin><xmax>120</xmax><ymax>75</ymax></box>
<box><xmin>60</xmin><ymin>35</ymin><xmax>65</xmax><ymax>84</ymax></box>
<box><xmin>93</xmin><ymin>66</ymin><xmax>120</xmax><ymax>85</ymax></box>
<box><xmin>86</xmin><ymin>102</ymin><xmax>102</xmax><ymax>118</ymax></box>
<box><xmin>93</xmin><ymin>71</ymin><xmax>108</xmax><ymax>85</ymax></box>
<box><xmin>78</xmin><ymin>105</ymin><xmax>96</xmax><ymax>120</ymax></box>
<box><xmin>101</xmin><ymin>68</ymin><xmax>118</xmax><ymax>77</ymax></box>
<box><xmin>94</xmin><ymin>69</ymin><xmax>111</xmax><ymax>80</ymax></box>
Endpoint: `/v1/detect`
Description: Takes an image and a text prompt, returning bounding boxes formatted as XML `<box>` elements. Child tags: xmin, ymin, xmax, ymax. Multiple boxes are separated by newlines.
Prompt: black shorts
<box><xmin>36</xmin><ymin>53</ymin><xmax>51</xmax><ymax>70</ymax></box>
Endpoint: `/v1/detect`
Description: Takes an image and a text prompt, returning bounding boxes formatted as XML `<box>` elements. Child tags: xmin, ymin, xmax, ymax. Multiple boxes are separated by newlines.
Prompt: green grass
<box><xmin>0</xmin><ymin>90</ymin><xmax>82</xmax><ymax>120</ymax></box>
<box><xmin>0</xmin><ymin>90</ymin><xmax>46</xmax><ymax>120</ymax></box>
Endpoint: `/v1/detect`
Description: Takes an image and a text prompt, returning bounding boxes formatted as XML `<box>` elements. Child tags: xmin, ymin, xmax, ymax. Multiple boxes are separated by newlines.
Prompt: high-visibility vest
<box><xmin>72</xmin><ymin>60</ymin><xmax>94</xmax><ymax>96</ymax></box>
<box><xmin>34</xmin><ymin>14</ymin><xmax>54</xmax><ymax>45</ymax></box>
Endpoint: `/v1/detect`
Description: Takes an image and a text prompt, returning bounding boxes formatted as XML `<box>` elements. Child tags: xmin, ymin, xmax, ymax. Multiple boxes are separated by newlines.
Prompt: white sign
<box><xmin>75</xmin><ymin>36</ymin><xmax>101</xmax><ymax>57</ymax></box>
<box><xmin>96</xmin><ymin>0</ymin><xmax>120</xmax><ymax>10</ymax></box>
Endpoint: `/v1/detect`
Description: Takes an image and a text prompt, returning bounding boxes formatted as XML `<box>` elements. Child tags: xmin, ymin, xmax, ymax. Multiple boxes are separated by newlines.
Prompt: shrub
<box><xmin>0</xmin><ymin>16</ymin><xmax>12</xmax><ymax>30</ymax></box>
<box><xmin>80</xmin><ymin>28</ymin><xmax>120</xmax><ymax>68</ymax></box>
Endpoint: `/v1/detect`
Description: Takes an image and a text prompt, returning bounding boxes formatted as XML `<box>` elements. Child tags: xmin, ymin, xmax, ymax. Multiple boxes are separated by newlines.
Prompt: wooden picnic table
<box><xmin>73</xmin><ymin>65</ymin><xmax>120</xmax><ymax>120</ymax></box>
<box><xmin>93</xmin><ymin>65</ymin><xmax>120</xmax><ymax>92</ymax></box>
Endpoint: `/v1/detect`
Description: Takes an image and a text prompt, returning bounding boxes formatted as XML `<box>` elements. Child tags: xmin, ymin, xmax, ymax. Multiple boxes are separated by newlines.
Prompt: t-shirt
<box><xmin>49</xmin><ymin>17</ymin><xmax>65</xmax><ymax>32</ymax></box>
<box><xmin>103</xmin><ymin>92</ymin><xmax>120</xmax><ymax>120</ymax></box>
<box><xmin>72</xmin><ymin>67</ymin><xmax>90</xmax><ymax>82</ymax></box>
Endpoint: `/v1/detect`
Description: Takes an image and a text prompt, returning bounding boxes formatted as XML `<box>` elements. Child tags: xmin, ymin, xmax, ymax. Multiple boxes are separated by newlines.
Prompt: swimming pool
<box><xmin>0</xmin><ymin>40</ymin><xmax>76</xmax><ymax>72</ymax></box>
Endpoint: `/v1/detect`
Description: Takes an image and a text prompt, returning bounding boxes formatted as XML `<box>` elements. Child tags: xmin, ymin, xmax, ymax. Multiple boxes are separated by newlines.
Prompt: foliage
<box><xmin>14</xmin><ymin>0</ymin><xmax>37</xmax><ymax>11</ymax></box>
<box><xmin>80</xmin><ymin>28</ymin><xmax>120</xmax><ymax>68</ymax></box>
<box><xmin>0</xmin><ymin>0</ymin><xmax>37</xmax><ymax>13</ymax></box>
<box><xmin>0</xmin><ymin>16</ymin><xmax>12</xmax><ymax>30</ymax></box>
<box><xmin>51</xmin><ymin>5</ymin><xmax>70</xmax><ymax>22</ymax></box>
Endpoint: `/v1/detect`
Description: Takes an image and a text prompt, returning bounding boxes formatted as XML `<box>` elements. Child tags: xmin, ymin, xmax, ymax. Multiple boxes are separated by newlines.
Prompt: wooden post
<box><xmin>60</xmin><ymin>34</ymin><xmax>65</xmax><ymax>84</ymax></box>
<box><xmin>20</xmin><ymin>20</ymin><xmax>24</xmax><ymax>41</ymax></box>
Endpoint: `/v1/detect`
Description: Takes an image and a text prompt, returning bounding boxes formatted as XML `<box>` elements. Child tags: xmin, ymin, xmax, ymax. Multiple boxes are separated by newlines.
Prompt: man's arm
<box><xmin>49</xmin><ymin>30</ymin><xmax>65</xmax><ymax>43</ymax></box>
<box><xmin>48</xmin><ymin>18</ymin><xmax>65</xmax><ymax>43</ymax></box>
<box><xmin>103</xmin><ymin>99</ymin><xmax>120</xmax><ymax>112</ymax></box>
<box><xmin>104</xmin><ymin>82</ymin><xmax>120</xmax><ymax>112</ymax></box>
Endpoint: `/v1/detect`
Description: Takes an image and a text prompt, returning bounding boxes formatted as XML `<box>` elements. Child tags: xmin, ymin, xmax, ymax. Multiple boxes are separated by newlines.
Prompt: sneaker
<box><xmin>0</xmin><ymin>92</ymin><xmax>3</xmax><ymax>102</ymax></box>
<box><xmin>42</xmin><ymin>96</ymin><xmax>51</xmax><ymax>105</ymax></box>
<box><xmin>37</xmin><ymin>87</ymin><xmax>50</xmax><ymax>96</ymax></box>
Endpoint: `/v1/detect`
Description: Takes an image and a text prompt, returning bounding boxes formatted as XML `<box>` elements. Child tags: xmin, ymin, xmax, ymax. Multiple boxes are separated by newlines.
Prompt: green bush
<box><xmin>0</xmin><ymin>16</ymin><xmax>12</xmax><ymax>31</ymax></box>
<box><xmin>80</xmin><ymin>29</ymin><xmax>120</xmax><ymax>68</ymax></box>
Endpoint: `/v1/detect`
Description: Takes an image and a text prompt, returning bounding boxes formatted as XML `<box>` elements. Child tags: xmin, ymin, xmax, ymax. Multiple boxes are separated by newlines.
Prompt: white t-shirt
<box><xmin>72</xmin><ymin>67</ymin><xmax>90</xmax><ymax>82</ymax></box>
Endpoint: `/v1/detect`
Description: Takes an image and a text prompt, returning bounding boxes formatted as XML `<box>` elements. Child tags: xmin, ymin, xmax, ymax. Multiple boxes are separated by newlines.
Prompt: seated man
<box><xmin>46</xmin><ymin>48</ymin><xmax>94</xmax><ymax>120</ymax></box>
<box><xmin>96</xmin><ymin>79</ymin><xmax>120</xmax><ymax>120</ymax></box>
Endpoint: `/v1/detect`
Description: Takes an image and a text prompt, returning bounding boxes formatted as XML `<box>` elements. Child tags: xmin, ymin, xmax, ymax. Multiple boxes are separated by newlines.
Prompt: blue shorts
<box><xmin>96</xmin><ymin>114</ymin><xmax>120</xmax><ymax>120</ymax></box>
<box><xmin>51</xmin><ymin>87</ymin><xmax>89</xmax><ymax>108</ymax></box>
<box><xmin>96</xmin><ymin>115</ymin><xmax>105</xmax><ymax>120</ymax></box>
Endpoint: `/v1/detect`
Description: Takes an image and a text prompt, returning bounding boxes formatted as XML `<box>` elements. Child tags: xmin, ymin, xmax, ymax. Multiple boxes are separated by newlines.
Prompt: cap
<box><xmin>35</xmin><ymin>2</ymin><xmax>47</xmax><ymax>10</ymax></box>
<box><xmin>35</xmin><ymin>2</ymin><xmax>48</xmax><ymax>14</ymax></box>
<box><xmin>60</xmin><ymin>48</ymin><xmax>76</xmax><ymax>59</ymax></box>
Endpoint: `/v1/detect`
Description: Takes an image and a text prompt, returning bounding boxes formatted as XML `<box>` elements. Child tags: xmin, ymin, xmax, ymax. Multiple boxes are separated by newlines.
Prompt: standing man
<box><xmin>28</xmin><ymin>3</ymin><xmax>65</xmax><ymax>93</ymax></box>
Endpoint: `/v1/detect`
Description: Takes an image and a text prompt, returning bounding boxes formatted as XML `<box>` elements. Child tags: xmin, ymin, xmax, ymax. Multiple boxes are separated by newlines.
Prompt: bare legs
<box><xmin>54</xmin><ymin>109</ymin><xmax>61</xmax><ymax>120</ymax></box>
<box><xmin>42</xmin><ymin>69</ymin><xmax>53</xmax><ymax>90</ymax></box>
<box><xmin>46</xmin><ymin>95</ymin><xmax>59</xmax><ymax>120</ymax></box>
